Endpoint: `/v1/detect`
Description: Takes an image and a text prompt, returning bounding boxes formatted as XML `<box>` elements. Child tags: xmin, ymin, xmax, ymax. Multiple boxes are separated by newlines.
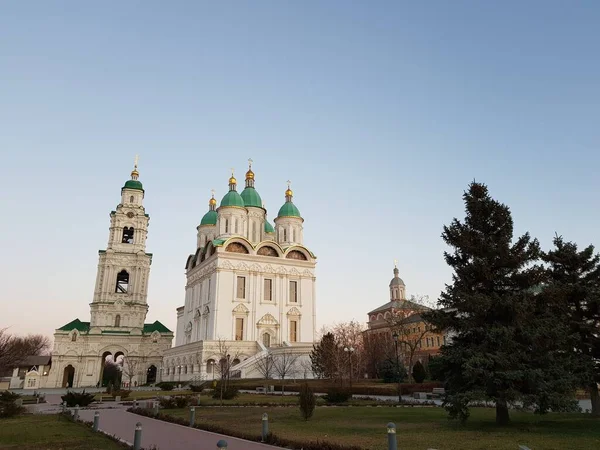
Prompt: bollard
<box><xmin>261</xmin><ymin>413</ymin><xmax>269</xmax><ymax>442</ymax></box>
<box><xmin>216</xmin><ymin>439</ymin><xmax>228</xmax><ymax>449</ymax></box>
<box><xmin>387</xmin><ymin>422</ymin><xmax>397</xmax><ymax>450</ymax></box>
<box><xmin>133</xmin><ymin>422</ymin><xmax>142</xmax><ymax>450</ymax></box>
<box><xmin>93</xmin><ymin>412</ymin><xmax>100</xmax><ymax>431</ymax></box>
<box><xmin>73</xmin><ymin>405</ymin><xmax>80</xmax><ymax>421</ymax></box>
<box><xmin>61</xmin><ymin>401</ymin><xmax>66</xmax><ymax>413</ymax></box>
<box><xmin>153</xmin><ymin>401</ymin><xmax>159</xmax><ymax>416</ymax></box>
<box><xmin>189</xmin><ymin>406</ymin><xmax>196</xmax><ymax>427</ymax></box>
<box><xmin>133</xmin><ymin>399</ymin><xmax>138</xmax><ymax>408</ymax></box>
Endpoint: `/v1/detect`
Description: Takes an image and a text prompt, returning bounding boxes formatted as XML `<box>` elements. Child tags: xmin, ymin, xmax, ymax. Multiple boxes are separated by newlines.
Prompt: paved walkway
<box><xmin>78</xmin><ymin>409</ymin><xmax>283</xmax><ymax>450</ymax></box>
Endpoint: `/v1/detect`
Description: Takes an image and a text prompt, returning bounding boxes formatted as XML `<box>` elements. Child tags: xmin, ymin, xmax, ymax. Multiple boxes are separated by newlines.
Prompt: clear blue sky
<box><xmin>1</xmin><ymin>1</ymin><xmax>599</xmax><ymax>339</ymax></box>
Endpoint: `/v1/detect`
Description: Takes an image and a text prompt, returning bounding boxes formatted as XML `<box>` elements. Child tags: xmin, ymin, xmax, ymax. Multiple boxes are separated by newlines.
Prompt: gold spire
<box><xmin>131</xmin><ymin>154</ymin><xmax>140</xmax><ymax>179</ymax></box>
<box><xmin>285</xmin><ymin>179</ymin><xmax>293</xmax><ymax>198</ymax></box>
<box><xmin>245</xmin><ymin>158</ymin><xmax>255</xmax><ymax>180</ymax></box>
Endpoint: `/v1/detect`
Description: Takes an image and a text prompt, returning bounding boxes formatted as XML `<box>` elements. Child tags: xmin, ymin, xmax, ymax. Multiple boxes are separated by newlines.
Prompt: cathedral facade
<box><xmin>47</xmin><ymin>164</ymin><xmax>173</xmax><ymax>388</ymax></box>
<box><xmin>162</xmin><ymin>162</ymin><xmax>317</xmax><ymax>381</ymax></box>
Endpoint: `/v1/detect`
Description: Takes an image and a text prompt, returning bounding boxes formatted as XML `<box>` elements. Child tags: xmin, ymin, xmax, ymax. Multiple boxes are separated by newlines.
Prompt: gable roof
<box><xmin>21</xmin><ymin>355</ymin><xmax>51</xmax><ymax>367</ymax></box>
<box><xmin>143</xmin><ymin>321</ymin><xmax>173</xmax><ymax>334</ymax></box>
<box><xmin>368</xmin><ymin>299</ymin><xmax>428</xmax><ymax>316</ymax></box>
<box><xmin>57</xmin><ymin>319</ymin><xmax>90</xmax><ymax>332</ymax></box>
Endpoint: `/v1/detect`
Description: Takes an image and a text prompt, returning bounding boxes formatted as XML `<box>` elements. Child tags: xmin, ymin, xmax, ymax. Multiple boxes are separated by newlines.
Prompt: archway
<box><xmin>62</xmin><ymin>365</ymin><xmax>75</xmax><ymax>388</ymax></box>
<box><xmin>100</xmin><ymin>352</ymin><xmax>123</xmax><ymax>388</ymax></box>
<box><xmin>146</xmin><ymin>365</ymin><xmax>157</xmax><ymax>384</ymax></box>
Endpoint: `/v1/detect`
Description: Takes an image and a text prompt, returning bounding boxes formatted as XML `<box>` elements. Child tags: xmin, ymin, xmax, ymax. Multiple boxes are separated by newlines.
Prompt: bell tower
<box><xmin>89</xmin><ymin>157</ymin><xmax>152</xmax><ymax>333</ymax></box>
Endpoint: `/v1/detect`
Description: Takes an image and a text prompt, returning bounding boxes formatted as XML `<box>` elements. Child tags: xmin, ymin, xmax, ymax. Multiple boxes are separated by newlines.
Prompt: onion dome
<box><xmin>390</xmin><ymin>262</ymin><xmax>405</xmax><ymax>287</ymax></box>
<box><xmin>200</xmin><ymin>191</ymin><xmax>218</xmax><ymax>226</ymax></box>
<box><xmin>264</xmin><ymin>220</ymin><xmax>275</xmax><ymax>234</ymax></box>
<box><xmin>122</xmin><ymin>158</ymin><xmax>143</xmax><ymax>191</ymax></box>
<box><xmin>277</xmin><ymin>181</ymin><xmax>301</xmax><ymax>218</ymax></box>
<box><xmin>220</xmin><ymin>169</ymin><xmax>245</xmax><ymax>207</ymax></box>
<box><xmin>240</xmin><ymin>158</ymin><xmax>263</xmax><ymax>208</ymax></box>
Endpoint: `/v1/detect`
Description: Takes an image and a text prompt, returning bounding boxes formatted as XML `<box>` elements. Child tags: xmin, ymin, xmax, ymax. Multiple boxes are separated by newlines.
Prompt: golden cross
<box><xmin>287</xmin><ymin>180</ymin><xmax>292</xmax><ymax>189</ymax></box>
<box><xmin>230</xmin><ymin>168</ymin><xmax>235</xmax><ymax>176</ymax></box>
<box><xmin>134</xmin><ymin>154</ymin><xmax>139</xmax><ymax>168</ymax></box>
<box><xmin>210</xmin><ymin>188</ymin><xmax>215</xmax><ymax>198</ymax></box>
<box><xmin>394</xmin><ymin>259</ymin><xmax>398</xmax><ymax>268</ymax></box>
<box><xmin>248</xmin><ymin>158</ymin><xmax>253</xmax><ymax>169</ymax></box>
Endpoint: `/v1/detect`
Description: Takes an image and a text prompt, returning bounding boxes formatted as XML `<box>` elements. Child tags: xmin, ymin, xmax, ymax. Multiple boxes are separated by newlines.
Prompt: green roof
<box><xmin>264</xmin><ymin>221</ymin><xmax>275</xmax><ymax>233</ymax></box>
<box><xmin>123</xmin><ymin>180</ymin><xmax>144</xmax><ymax>191</ymax></box>
<box><xmin>200</xmin><ymin>210</ymin><xmax>217</xmax><ymax>226</ymax></box>
<box><xmin>101</xmin><ymin>330</ymin><xmax>130</xmax><ymax>334</ymax></box>
<box><xmin>240</xmin><ymin>187</ymin><xmax>263</xmax><ymax>208</ymax></box>
<box><xmin>220</xmin><ymin>190</ymin><xmax>244</xmax><ymax>208</ymax></box>
<box><xmin>58</xmin><ymin>319</ymin><xmax>90</xmax><ymax>333</ymax></box>
<box><xmin>277</xmin><ymin>202</ymin><xmax>301</xmax><ymax>218</ymax></box>
<box><xmin>143</xmin><ymin>321</ymin><xmax>173</xmax><ymax>334</ymax></box>
<box><xmin>212</xmin><ymin>238</ymin><xmax>226</xmax><ymax>247</ymax></box>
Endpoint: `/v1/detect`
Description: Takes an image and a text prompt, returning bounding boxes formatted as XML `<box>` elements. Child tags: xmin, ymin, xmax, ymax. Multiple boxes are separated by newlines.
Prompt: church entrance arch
<box><xmin>99</xmin><ymin>351</ymin><xmax>124</xmax><ymax>388</ymax></box>
<box><xmin>62</xmin><ymin>365</ymin><xmax>75</xmax><ymax>388</ymax></box>
<box><xmin>146</xmin><ymin>365</ymin><xmax>157</xmax><ymax>384</ymax></box>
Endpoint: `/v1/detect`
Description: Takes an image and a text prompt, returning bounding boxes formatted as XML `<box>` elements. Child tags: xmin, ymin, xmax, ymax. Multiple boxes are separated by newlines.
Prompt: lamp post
<box><xmin>392</xmin><ymin>332</ymin><xmax>401</xmax><ymax>403</ymax></box>
<box><xmin>209</xmin><ymin>361</ymin><xmax>215</xmax><ymax>381</ymax></box>
<box><xmin>343</xmin><ymin>346</ymin><xmax>355</xmax><ymax>389</ymax></box>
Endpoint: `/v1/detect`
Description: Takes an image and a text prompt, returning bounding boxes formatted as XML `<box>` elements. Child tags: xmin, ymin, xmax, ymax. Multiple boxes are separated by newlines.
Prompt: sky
<box><xmin>1</xmin><ymin>1</ymin><xmax>599</xmax><ymax>341</ymax></box>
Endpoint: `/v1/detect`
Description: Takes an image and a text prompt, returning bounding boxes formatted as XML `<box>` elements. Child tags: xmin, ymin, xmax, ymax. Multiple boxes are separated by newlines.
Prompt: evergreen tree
<box><xmin>412</xmin><ymin>361</ymin><xmax>427</xmax><ymax>383</ymax></box>
<box><xmin>426</xmin><ymin>182</ymin><xmax>575</xmax><ymax>425</ymax></box>
<box><xmin>310</xmin><ymin>333</ymin><xmax>337</xmax><ymax>379</ymax></box>
<box><xmin>543</xmin><ymin>235</ymin><xmax>600</xmax><ymax>416</ymax></box>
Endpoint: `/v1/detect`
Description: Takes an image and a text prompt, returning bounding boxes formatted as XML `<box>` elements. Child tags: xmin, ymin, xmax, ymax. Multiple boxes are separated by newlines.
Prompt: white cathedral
<box><xmin>162</xmin><ymin>162</ymin><xmax>317</xmax><ymax>382</ymax></box>
<box><xmin>43</xmin><ymin>160</ymin><xmax>317</xmax><ymax>388</ymax></box>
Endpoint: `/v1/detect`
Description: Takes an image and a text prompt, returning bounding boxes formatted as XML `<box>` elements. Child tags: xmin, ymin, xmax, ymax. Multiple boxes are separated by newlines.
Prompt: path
<box><xmin>78</xmin><ymin>409</ymin><xmax>283</xmax><ymax>450</ymax></box>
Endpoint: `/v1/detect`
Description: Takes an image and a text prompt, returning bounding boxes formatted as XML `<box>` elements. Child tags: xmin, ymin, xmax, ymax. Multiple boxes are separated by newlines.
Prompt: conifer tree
<box><xmin>427</xmin><ymin>182</ymin><xmax>575</xmax><ymax>425</ymax></box>
<box><xmin>543</xmin><ymin>235</ymin><xmax>600</xmax><ymax>416</ymax></box>
<box><xmin>310</xmin><ymin>333</ymin><xmax>337</xmax><ymax>379</ymax></box>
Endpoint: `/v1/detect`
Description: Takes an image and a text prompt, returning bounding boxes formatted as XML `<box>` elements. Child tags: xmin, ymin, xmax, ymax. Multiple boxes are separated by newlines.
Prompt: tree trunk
<box><xmin>495</xmin><ymin>398</ymin><xmax>510</xmax><ymax>425</ymax></box>
<box><xmin>590</xmin><ymin>383</ymin><xmax>600</xmax><ymax>417</ymax></box>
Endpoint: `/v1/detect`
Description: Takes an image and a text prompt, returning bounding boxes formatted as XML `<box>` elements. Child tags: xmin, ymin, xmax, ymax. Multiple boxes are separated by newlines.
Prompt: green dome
<box><xmin>240</xmin><ymin>187</ymin><xmax>263</xmax><ymax>208</ymax></box>
<box><xmin>123</xmin><ymin>179</ymin><xmax>144</xmax><ymax>191</ymax></box>
<box><xmin>220</xmin><ymin>190</ymin><xmax>245</xmax><ymax>208</ymax></box>
<box><xmin>277</xmin><ymin>202</ymin><xmax>301</xmax><ymax>218</ymax></box>
<box><xmin>264</xmin><ymin>221</ymin><xmax>275</xmax><ymax>233</ymax></box>
<box><xmin>200</xmin><ymin>210</ymin><xmax>217</xmax><ymax>226</ymax></box>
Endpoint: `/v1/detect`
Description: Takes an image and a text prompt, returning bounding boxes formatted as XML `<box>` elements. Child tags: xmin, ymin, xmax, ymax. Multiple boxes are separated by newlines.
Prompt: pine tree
<box><xmin>426</xmin><ymin>182</ymin><xmax>575</xmax><ymax>425</ymax></box>
<box><xmin>412</xmin><ymin>361</ymin><xmax>427</xmax><ymax>383</ymax></box>
<box><xmin>543</xmin><ymin>235</ymin><xmax>600</xmax><ymax>416</ymax></box>
<box><xmin>310</xmin><ymin>333</ymin><xmax>337</xmax><ymax>379</ymax></box>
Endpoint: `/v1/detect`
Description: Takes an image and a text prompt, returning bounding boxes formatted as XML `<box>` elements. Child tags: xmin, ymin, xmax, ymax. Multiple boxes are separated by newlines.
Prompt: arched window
<box><xmin>115</xmin><ymin>315</ymin><xmax>121</xmax><ymax>327</ymax></box>
<box><xmin>263</xmin><ymin>333</ymin><xmax>271</xmax><ymax>347</ymax></box>
<box><xmin>71</xmin><ymin>332</ymin><xmax>77</xmax><ymax>342</ymax></box>
<box><xmin>115</xmin><ymin>270</ymin><xmax>129</xmax><ymax>293</ymax></box>
<box><xmin>225</xmin><ymin>219</ymin><xmax>229</xmax><ymax>233</ymax></box>
<box><xmin>235</xmin><ymin>219</ymin><xmax>238</xmax><ymax>234</ymax></box>
<box><xmin>129</xmin><ymin>195</ymin><xmax>134</xmax><ymax>203</ymax></box>
<box><xmin>283</xmin><ymin>229</ymin><xmax>287</xmax><ymax>241</ymax></box>
<box><xmin>122</xmin><ymin>227</ymin><xmax>134</xmax><ymax>244</ymax></box>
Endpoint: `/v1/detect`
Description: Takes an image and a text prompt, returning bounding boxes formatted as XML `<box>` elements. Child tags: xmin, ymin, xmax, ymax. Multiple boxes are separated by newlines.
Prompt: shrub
<box><xmin>174</xmin><ymin>396</ymin><xmax>190</xmax><ymax>408</ymax></box>
<box><xmin>189</xmin><ymin>384</ymin><xmax>204</xmax><ymax>392</ymax></box>
<box><xmin>158</xmin><ymin>396</ymin><xmax>177</xmax><ymax>409</ymax></box>
<box><xmin>378</xmin><ymin>359</ymin><xmax>407</xmax><ymax>384</ymax></box>
<box><xmin>0</xmin><ymin>391</ymin><xmax>23</xmax><ymax>418</ymax></box>
<box><xmin>112</xmin><ymin>390</ymin><xmax>132</xmax><ymax>399</ymax></box>
<box><xmin>212</xmin><ymin>383</ymin><xmax>239</xmax><ymax>400</ymax></box>
<box><xmin>412</xmin><ymin>361</ymin><xmax>427</xmax><ymax>383</ymax></box>
<box><xmin>324</xmin><ymin>387</ymin><xmax>351</xmax><ymax>403</ymax></box>
<box><xmin>61</xmin><ymin>390</ymin><xmax>95</xmax><ymax>407</ymax></box>
<box><xmin>298</xmin><ymin>382</ymin><xmax>316</xmax><ymax>420</ymax></box>
<box><xmin>156</xmin><ymin>382</ymin><xmax>175</xmax><ymax>391</ymax></box>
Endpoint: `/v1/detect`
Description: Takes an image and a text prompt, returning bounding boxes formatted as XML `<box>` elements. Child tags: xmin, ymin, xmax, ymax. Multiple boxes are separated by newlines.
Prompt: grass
<box><xmin>0</xmin><ymin>414</ymin><xmax>126</xmax><ymax>449</ymax></box>
<box><xmin>164</xmin><ymin>405</ymin><xmax>600</xmax><ymax>450</ymax></box>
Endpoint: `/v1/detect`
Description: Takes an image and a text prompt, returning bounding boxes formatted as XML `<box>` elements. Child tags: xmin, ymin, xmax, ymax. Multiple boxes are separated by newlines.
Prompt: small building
<box><xmin>8</xmin><ymin>356</ymin><xmax>52</xmax><ymax>390</ymax></box>
<box><xmin>364</xmin><ymin>264</ymin><xmax>447</xmax><ymax>377</ymax></box>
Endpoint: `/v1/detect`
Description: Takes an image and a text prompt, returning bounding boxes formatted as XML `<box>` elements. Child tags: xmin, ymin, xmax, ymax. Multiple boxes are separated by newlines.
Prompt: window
<box><xmin>115</xmin><ymin>270</ymin><xmax>129</xmax><ymax>293</ymax></box>
<box><xmin>292</xmin><ymin>229</ymin><xmax>295</xmax><ymax>242</ymax></box>
<box><xmin>122</xmin><ymin>227</ymin><xmax>134</xmax><ymax>244</ymax></box>
<box><xmin>283</xmin><ymin>229</ymin><xmax>287</xmax><ymax>241</ymax></box>
<box><xmin>235</xmin><ymin>219</ymin><xmax>238</xmax><ymax>234</ymax></box>
<box><xmin>264</xmin><ymin>279</ymin><xmax>272</xmax><ymax>301</ymax></box>
<box><xmin>130</xmin><ymin>195</ymin><xmax>134</xmax><ymax>203</ymax></box>
<box><xmin>252</xmin><ymin>223</ymin><xmax>256</xmax><ymax>242</ymax></box>
<box><xmin>437</xmin><ymin>336</ymin><xmax>441</xmax><ymax>346</ymax></box>
<box><xmin>289</xmin><ymin>281</ymin><xmax>298</xmax><ymax>303</ymax></box>
<box><xmin>289</xmin><ymin>320</ymin><xmax>298</xmax><ymax>342</ymax></box>
<box><xmin>115</xmin><ymin>315</ymin><xmax>121</xmax><ymax>327</ymax></box>
<box><xmin>443</xmin><ymin>335</ymin><xmax>447</xmax><ymax>345</ymax></box>
<box><xmin>71</xmin><ymin>333</ymin><xmax>77</xmax><ymax>342</ymax></box>
<box><xmin>235</xmin><ymin>318</ymin><xmax>244</xmax><ymax>341</ymax></box>
<box><xmin>263</xmin><ymin>333</ymin><xmax>271</xmax><ymax>347</ymax></box>
<box><xmin>225</xmin><ymin>219</ymin><xmax>229</xmax><ymax>233</ymax></box>
<box><xmin>236</xmin><ymin>276</ymin><xmax>246</xmax><ymax>299</ymax></box>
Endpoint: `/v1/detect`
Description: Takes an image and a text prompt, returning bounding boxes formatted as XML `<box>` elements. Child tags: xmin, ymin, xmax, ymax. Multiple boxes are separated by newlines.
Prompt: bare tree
<box><xmin>253</xmin><ymin>353</ymin><xmax>276</xmax><ymax>380</ymax></box>
<box><xmin>386</xmin><ymin>295</ymin><xmax>435</xmax><ymax>382</ymax></box>
<box><xmin>121</xmin><ymin>356</ymin><xmax>140</xmax><ymax>387</ymax></box>
<box><xmin>330</xmin><ymin>320</ymin><xmax>365</xmax><ymax>384</ymax></box>
<box><xmin>0</xmin><ymin>328</ymin><xmax>50</xmax><ymax>374</ymax></box>
<box><xmin>212</xmin><ymin>338</ymin><xmax>241</xmax><ymax>405</ymax></box>
<box><xmin>273</xmin><ymin>349</ymin><xmax>300</xmax><ymax>395</ymax></box>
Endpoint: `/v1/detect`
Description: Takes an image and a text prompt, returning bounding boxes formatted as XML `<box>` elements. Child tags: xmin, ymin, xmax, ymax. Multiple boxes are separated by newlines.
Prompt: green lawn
<box><xmin>164</xmin><ymin>406</ymin><xmax>600</xmax><ymax>450</ymax></box>
<box><xmin>0</xmin><ymin>415</ymin><xmax>126</xmax><ymax>450</ymax></box>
